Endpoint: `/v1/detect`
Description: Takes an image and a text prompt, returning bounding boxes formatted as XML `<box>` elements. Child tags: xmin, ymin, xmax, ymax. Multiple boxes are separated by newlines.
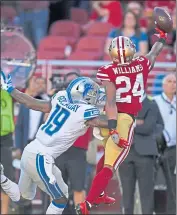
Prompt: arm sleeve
<box><xmin>138</xmin><ymin>55</ymin><xmax>152</xmax><ymax>74</ymax></box>
<box><xmin>84</xmin><ymin>107</ymin><xmax>100</xmax><ymax>120</ymax></box>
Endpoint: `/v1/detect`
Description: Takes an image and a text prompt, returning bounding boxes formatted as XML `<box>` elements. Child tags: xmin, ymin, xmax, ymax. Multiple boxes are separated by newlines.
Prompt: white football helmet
<box><xmin>66</xmin><ymin>77</ymin><xmax>100</xmax><ymax>105</ymax></box>
<box><xmin>109</xmin><ymin>36</ymin><xmax>136</xmax><ymax>65</ymax></box>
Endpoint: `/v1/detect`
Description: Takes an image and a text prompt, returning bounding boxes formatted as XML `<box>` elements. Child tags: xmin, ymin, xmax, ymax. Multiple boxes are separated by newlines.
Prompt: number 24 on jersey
<box><xmin>116</xmin><ymin>73</ymin><xmax>144</xmax><ymax>103</ymax></box>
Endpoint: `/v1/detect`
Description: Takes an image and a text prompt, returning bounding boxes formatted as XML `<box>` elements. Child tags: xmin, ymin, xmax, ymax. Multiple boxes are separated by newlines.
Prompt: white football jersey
<box><xmin>25</xmin><ymin>90</ymin><xmax>100</xmax><ymax>158</ymax></box>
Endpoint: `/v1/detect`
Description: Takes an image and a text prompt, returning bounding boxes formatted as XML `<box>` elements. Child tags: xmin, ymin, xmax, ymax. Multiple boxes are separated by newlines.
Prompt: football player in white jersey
<box><xmin>1</xmin><ymin>72</ymin><xmax>108</xmax><ymax>215</ymax></box>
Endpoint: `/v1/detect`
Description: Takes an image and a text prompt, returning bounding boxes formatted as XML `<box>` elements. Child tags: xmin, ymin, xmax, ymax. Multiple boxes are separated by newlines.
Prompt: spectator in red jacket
<box><xmin>82</xmin><ymin>1</ymin><xmax>123</xmax><ymax>32</ymax></box>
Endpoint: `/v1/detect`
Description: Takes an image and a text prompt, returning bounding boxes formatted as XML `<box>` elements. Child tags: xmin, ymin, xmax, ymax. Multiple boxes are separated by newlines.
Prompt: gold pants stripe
<box><xmin>99</xmin><ymin>113</ymin><xmax>135</xmax><ymax>170</ymax></box>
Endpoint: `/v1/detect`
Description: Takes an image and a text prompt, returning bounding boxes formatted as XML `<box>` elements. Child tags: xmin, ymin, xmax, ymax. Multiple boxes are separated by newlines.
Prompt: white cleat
<box><xmin>1</xmin><ymin>163</ymin><xmax>20</xmax><ymax>202</ymax></box>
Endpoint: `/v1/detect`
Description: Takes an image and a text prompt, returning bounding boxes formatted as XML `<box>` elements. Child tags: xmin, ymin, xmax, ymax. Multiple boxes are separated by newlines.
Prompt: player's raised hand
<box><xmin>0</xmin><ymin>71</ymin><xmax>14</xmax><ymax>93</ymax></box>
<box><xmin>154</xmin><ymin>28</ymin><xmax>167</xmax><ymax>40</ymax></box>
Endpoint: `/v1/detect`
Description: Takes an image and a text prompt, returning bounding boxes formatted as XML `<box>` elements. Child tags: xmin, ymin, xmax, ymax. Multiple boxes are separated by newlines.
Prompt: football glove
<box><xmin>1</xmin><ymin>71</ymin><xmax>14</xmax><ymax>93</ymax></box>
<box><xmin>109</xmin><ymin>129</ymin><xmax>119</xmax><ymax>144</ymax></box>
<box><xmin>155</xmin><ymin>28</ymin><xmax>167</xmax><ymax>40</ymax></box>
<box><xmin>109</xmin><ymin>129</ymin><xmax>129</xmax><ymax>149</ymax></box>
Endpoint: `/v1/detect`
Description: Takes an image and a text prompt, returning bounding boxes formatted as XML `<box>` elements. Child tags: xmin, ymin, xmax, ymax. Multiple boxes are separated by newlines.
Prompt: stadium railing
<box><xmin>36</xmin><ymin>60</ymin><xmax>176</xmax><ymax>95</ymax></box>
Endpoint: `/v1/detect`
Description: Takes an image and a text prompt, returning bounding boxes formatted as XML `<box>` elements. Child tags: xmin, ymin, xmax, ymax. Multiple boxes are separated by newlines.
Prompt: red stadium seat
<box><xmin>67</xmin><ymin>51</ymin><xmax>100</xmax><ymax>60</ymax></box>
<box><xmin>70</xmin><ymin>8</ymin><xmax>89</xmax><ymax>25</ymax></box>
<box><xmin>86</xmin><ymin>22</ymin><xmax>113</xmax><ymax>37</ymax></box>
<box><xmin>64</xmin><ymin>51</ymin><xmax>99</xmax><ymax>71</ymax></box>
<box><xmin>103</xmin><ymin>54</ymin><xmax>111</xmax><ymax>61</ymax></box>
<box><xmin>1</xmin><ymin>5</ymin><xmax>17</xmax><ymax>21</ymax></box>
<box><xmin>74</xmin><ymin>36</ymin><xmax>106</xmax><ymax>59</ymax></box>
<box><xmin>145</xmin><ymin>1</ymin><xmax>175</xmax><ymax>12</ymax></box>
<box><xmin>156</xmin><ymin>52</ymin><xmax>175</xmax><ymax>62</ymax></box>
<box><xmin>37</xmin><ymin>36</ymin><xmax>68</xmax><ymax>59</ymax></box>
<box><xmin>49</xmin><ymin>20</ymin><xmax>81</xmax><ymax>47</ymax></box>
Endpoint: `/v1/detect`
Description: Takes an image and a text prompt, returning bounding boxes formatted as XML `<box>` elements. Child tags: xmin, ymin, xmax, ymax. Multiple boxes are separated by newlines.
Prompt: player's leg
<box><xmin>0</xmin><ymin>135</ymin><xmax>19</xmax><ymax>214</ymax></box>
<box><xmin>35</xmin><ymin>153</ymin><xmax>68</xmax><ymax>214</ymax></box>
<box><xmin>1</xmin><ymin>163</ymin><xmax>21</xmax><ymax>203</ymax></box>
<box><xmin>92</xmin><ymin>137</ymin><xmax>116</xmax><ymax>206</ymax></box>
<box><xmin>76</xmin><ymin>113</ymin><xmax>134</xmax><ymax>214</ymax></box>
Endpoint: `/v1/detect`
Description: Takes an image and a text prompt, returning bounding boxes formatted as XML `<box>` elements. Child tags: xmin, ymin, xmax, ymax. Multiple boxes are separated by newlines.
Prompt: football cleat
<box><xmin>93</xmin><ymin>194</ymin><xmax>116</xmax><ymax>206</ymax></box>
<box><xmin>75</xmin><ymin>202</ymin><xmax>89</xmax><ymax>215</ymax></box>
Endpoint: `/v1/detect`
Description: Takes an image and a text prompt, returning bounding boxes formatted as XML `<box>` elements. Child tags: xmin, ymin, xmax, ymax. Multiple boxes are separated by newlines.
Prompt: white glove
<box><xmin>1</xmin><ymin>71</ymin><xmax>14</xmax><ymax>93</ymax></box>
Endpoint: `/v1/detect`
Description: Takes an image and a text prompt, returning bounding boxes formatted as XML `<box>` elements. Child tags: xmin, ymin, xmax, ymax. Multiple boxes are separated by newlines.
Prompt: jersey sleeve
<box><xmin>83</xmin><ymin>107</ymin><xmax>100</xmax><ymax>121</ymax></box>
<box><xmin>51</xmin><ymin>93</ymin><xmax>58</xmax><ymax>106</ymax></box>
<box><xmin>138</xmin><ymin>56</ymin><xmax>152</xmax><ymax>74</ymax></box>
<box><xmin>96</xmin><ymin>66</ymin><xmax>111</xmax><ymax>82</ymax></box>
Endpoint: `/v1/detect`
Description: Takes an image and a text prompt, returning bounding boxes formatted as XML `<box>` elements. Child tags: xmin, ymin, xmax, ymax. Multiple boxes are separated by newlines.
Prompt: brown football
<box><xmin>153</xmin><ymin>7</ymin><xmax>173</xmax><ymax>33</ymax></box>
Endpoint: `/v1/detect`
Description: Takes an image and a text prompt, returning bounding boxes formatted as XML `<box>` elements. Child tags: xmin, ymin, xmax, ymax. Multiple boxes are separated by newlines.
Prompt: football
<box><xmin>153</xmin><ymin>7</ymin><xmax>173</xmax><ymax>33</ymax></box>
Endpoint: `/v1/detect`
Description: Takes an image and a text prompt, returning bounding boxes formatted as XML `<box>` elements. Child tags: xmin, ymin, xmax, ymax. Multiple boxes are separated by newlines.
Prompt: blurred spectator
<box><xmin>82</xmin><ymin>1</ymin><xmax>123</xmax><ymax>32</ymax></box>
<box><xmin>104</xmin><ymin>10</ymin><xmax>148</xmax><ymax>55</ymax></box>
<box><xmin>48</xmin><ymin>0</ymin><xmax>73</xmax><ymax>30</ymax></box>
<box><xmin>35</xmin><ymin>77</ymin><xmax>50</xmax><ymax>101</ymax></box>
<box><xmin>18</xmin><ymin>1</ymin><xmax>49</xmax><ymax>48</ymax></box>
<box><xmin>0</xmin><ymin>89</ymin><xmax>15</xmax><ymax>214</ymax></box>
<box><xmin>119</xmin><ymin>94</ymin><xmax>164</xmax><ymax>214</ymax></box>
<box><xmin>71</xmin><ymin>0</ymin><xmax>92</xmax><ymax>13</ymax></box>
<box><xmin>127</xmin><ymin>1</ymin><xmax>142</xmax><ymax>18</ymax></box>
<box><xmin>154</xmin><ymin>73</ymin><xmax>176</xmax><ymax>214</ymax></box>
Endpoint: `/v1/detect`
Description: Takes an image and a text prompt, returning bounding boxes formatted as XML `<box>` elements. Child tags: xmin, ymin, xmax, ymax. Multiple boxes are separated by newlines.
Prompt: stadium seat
<box><xmin>74</xmin><ymin>36</ymin><xmax>106</xmax><ymax>59</ymax></box>
<box><xmin>49</xmin><ymin>20</ymin><xmax>81</xmax><ymax>47</ymax></box>
<box><xmin>37</xmin><ymin>36</ymin><xmax>68</xmax><ymax>59</ymax></box>
<box><xmin>156</xmin><ymin>52</ymin><xmax>175</xmax><ymax>62</ymax></box>
<box><xmin>86</xmin><ymin>22</ymin><xmax>113</xmax><ymax>37</ymax></box>
<box><xmin>145</xmin><ymin>1</ymin><xmax>175</xmax><ymax>12</ymax></box>
<box><xmin>103</xmin><ymin>54</ymin><xmax>111</xmax><ymax>61</ymax></box>
<box><xmin>1</xmin><ymin>5</ymin><xmax>17</xmax><ymax>21</ymax></box>
<box><xmin>70</xmin><ymin>7</ymin><xmax>89</xmax><ymax>25</ymax></box>
<box><xmin>67</xmin><ymin>51</ymin><xmax>100</xmax><ymax>61</ymax></box>
<box><xmin>64</xmin><ymin>51</ymin><xmax>99</xmax><ymax>71</ymax></box>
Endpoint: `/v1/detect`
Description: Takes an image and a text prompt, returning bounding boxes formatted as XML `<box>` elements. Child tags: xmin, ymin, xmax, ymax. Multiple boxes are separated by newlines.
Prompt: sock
<box><xmin>1</xmin><ymin>175</ymin><xmax>7</xmax><ymax>183</ymax></box>
<box><xmin>96</xmin><ymin>156</ymin><xmax>105</xmax><ymax>197</ymax></box>
<box><xmin>46</xmin><ymin>201</ymin><xmax>66</xmax><ymax>215</ymax></box>
<box><xmin>86</xmin><ymin>167</ymin><xmax>113</xmax><ymax>205</ymax></box>
<box><xmin>96</xmin><ymin>155</ymin><xmax>105</xmax><ymax>174</ymax></box>
<box><xmin>1</xmin><ymin>178</ymin><xmax>20</xmax><ymax>202</ymax></box>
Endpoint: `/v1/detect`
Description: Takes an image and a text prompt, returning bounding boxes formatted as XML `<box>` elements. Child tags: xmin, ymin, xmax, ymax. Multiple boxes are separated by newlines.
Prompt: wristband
<box><xmin>158</xmin><ymin>38</ymin><xmax>166</xmax><ymax>45</ymax></box>
<box><xmin>108</xmin><ymin>119</ymin><xmax>117</xmax><ymax>130</ymax></box>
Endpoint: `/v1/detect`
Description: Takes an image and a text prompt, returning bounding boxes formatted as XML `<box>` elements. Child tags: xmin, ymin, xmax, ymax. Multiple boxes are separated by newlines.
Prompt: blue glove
<box><xmin>1</xmin><ymin>71</ymin><xmax>15</xmax><ymax>93</ymax></box>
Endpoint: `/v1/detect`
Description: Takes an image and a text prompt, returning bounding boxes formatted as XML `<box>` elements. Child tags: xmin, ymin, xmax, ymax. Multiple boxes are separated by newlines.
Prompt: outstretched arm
<box><xmin>11</xmin><ymin>89</ymin><xmax>51</xmax><ymax>113</ymax></box>
<box><xmin>1</xmin><ymin>71</ymin><xmax>51</xmax><ymax>113</ymax></box>
<box><xmin>86</xmin><ymin>114</ymin><xmax>108</xmax><ymax>128</ymax></box>
<box><xmin>146</xmin><ymin>28</ymin><xmax>167</xmax><ymax>70</ymax></box>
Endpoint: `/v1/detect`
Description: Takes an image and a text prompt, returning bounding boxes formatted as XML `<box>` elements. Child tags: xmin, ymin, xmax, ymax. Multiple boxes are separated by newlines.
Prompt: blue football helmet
<box><xmin>66</xmin><ymin>77</ymin><xmax>100</xmax><ymax>105</ymax></box>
